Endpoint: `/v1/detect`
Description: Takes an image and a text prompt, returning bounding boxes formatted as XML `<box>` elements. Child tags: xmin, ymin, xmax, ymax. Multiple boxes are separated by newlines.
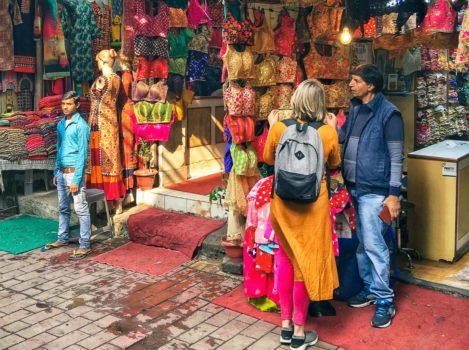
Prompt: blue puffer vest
<box><xmin>342</xmin><ymin>92</ymin><xmax>398</xmax><ymax>197</ymax></box>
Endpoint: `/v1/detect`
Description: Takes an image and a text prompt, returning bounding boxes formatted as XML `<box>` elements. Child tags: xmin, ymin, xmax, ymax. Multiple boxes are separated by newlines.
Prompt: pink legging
<box><xmin>277</xmin><ymin>245</ymin><xmax>310</xmax><ymax>325</ymax></box>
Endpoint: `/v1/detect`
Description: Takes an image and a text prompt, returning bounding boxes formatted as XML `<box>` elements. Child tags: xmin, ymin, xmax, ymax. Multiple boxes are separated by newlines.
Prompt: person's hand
<box><xmin>268</xmin><ymin>110</ymin><xmax>279</xmax><ymax>126</ymax></box>
<box><xmin>383</xmin><ymin>195</ymin><xmax>400</xmax><ymax>219</ymax></box>
<box><xmin>53</xmin><ymin>176</ymin><xmax>57</xmax><ymax>187</ymax></box>
<box><xmin>325</xmin><ymin>112</ymin><xmax>338</xmax><ymax>129</ymax></box>
<box><xmin>70</xmin><ymin>184</ymin><xmax>79</xmax><ymax>194</ymax></box>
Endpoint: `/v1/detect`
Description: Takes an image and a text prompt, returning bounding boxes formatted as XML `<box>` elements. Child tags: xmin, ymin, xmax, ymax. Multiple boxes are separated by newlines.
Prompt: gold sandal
<box><xmin>44</xmin><ymin>241</ymin><xmax>68</xmax><ymax>250</ymax></box>
<box><xmin>68</xmin><ymin>248</ymin><xmax>91</xmax><ymax>261</ymax></box>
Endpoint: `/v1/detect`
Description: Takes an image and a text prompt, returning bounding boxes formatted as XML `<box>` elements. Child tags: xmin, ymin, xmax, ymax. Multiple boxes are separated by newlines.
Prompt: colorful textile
<box><xmin>187</xmin><ymin>50</ymin><xmax>208</xmax><ymax>81</ymax></box>
<box><xmin>119</xmin><ymin>69</ymin><xmax>136</xmax><ymax>191</ymax></box>
<box><xmin>250</xmin><ymin>55</ymin><xmax>277</xmax><ymax>87</ymax></box>
<box><xmin>224</xmin><ymin>114</ymin><xmax>255</xmax><ymax>145</ymax></box>
<box><xmin>223</xmin><ymin>44</ymin><xmax>254</xmax><ymax>80</ymax></box>
<box><xmin>134</xmin><ymin>101</ymin><xmax>173</xmax><ymax>124</ymax></box>
<box><xmin>62</xmin><ymin>0</ymin><xmax>100</xmax><ymax>82</ymax></box>
<box><xmin>187</xmin><ymin>0</ymin><xmax>211</xmax><ymax>29</ymax></box>
<box><xmin>274</xmin><ymin>11</ymin><xmax>296</xmax><ymax>57</ymax></box>
<box><xmin>304</xmin><ymin>44</ymin><xmax>350</xmax><ymax>80</ymax></box>
<box><xmin>251</xmin><ymin>9</ymin><xmax>275</xmax><ymax>54</ymax></box>
<box><xmin>169</xmin><ymin>28</ymin><xmax>195</xmax><ymax>58</ymax></box>
<box><xmin>455</xmin><ymin>4</ymin><xmax>469</xmax><ymax>72</ymax></box>
<box><xmin>223</xmin><ymin>12</ymin><xmax>254</xmax><ymax>46</ymax></box>
<box><xmin>42</xmin><ymin>0</ymin><xmax>70</xmax><ymax>79</ymax></box>
<box><xmin>0</xmin><ymin>0</ymin><xmax>21</xmax><ymax>71</ymax></box>
<box><xmin>13</xmin><ymin>0</ymin><xmax>36</xmax><ymax>63</ymax></box>
<box><xmin>230</xmin><ymin>143</ymin><xmax>257</xmax><ymax>176</ymax></box>
<box><xmin>135</xmin><ymin>0</ymin><xmax>169</xmax><ymax>37</ymax></box>
<box><xmin>223</xmin><ymin>81</ymin><xmax>256</xmax><ymax>116</ymax></box>
<box><xmin>91</xmin><ymin>1</ymin><xmax>111</xmax><ymax>75</ymax></box>
<box><xmin>421</xmin><ymin>0</ymin><xmax>457</xmax><ymax>34</ymax></box>
<box><xmin>131</xmin><ymin>112</ymin><xmax>173</xmax><ymax>143</ymax></box>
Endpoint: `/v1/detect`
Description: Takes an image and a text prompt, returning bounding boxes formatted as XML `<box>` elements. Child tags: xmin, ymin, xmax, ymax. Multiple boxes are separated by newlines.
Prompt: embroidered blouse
<box><xmin>187</xmin><ymin>50</ymin><xmax>208</xmax><ymax>81</ymax></box>
<box><xmin>250</xmin><ymin>55</ymin><xmax>277</xmax><ymax>87</ymax></box>
<box><xmin>223</xmin><ymin>81</ymin><xmax>256</xmax><ymax>116</ymax></box>
<box><xmin>134</xmin><ymin>0</ymin><xmax>170</xmax><ymax>38</ymax></box>
<box><xmin>223</xmin><ymin>45</ymin><xmax>255</xmax><ymax>80</ymax></box>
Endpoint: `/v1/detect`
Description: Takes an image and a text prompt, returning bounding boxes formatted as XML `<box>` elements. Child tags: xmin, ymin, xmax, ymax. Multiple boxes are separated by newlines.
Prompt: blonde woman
<box><xmin>263</xmin><ymin>79</ymin><xmax>341</xmax><ymax>349</ymax></box>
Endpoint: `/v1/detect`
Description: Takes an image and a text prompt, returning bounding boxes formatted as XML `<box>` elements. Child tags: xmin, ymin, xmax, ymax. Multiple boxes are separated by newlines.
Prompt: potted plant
<box><xmin>134</xmin><ymin>138</ymin><xmax>158</xmax><ymax>190</ymax></box>
<box><xmin>221</xmin><ymin>208</ymin><xmax>244</xmax><ymax>264</ymax></box>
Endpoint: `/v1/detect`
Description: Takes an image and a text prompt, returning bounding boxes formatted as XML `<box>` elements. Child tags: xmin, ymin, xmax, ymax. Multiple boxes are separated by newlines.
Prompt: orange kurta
<box><xmin>263</xmin><ymin>121</ymin><xmax>341</xmax><ymax>301</ymax></box>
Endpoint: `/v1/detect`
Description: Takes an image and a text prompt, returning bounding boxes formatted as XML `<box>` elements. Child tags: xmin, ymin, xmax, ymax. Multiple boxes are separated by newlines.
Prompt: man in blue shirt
<box><xmin>45</xmin><ymin>91</ymin><xmax>91</xmax><ymax>261</ymax></box>
<box><xmin>326</xmin><ymin>65</ymin><xmax>404</xmax><ymax>328</ymax></box>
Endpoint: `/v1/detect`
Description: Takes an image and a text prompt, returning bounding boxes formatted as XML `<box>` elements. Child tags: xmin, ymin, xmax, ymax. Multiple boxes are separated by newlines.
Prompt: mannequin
<box><xmin>117</xmin><ymin>51</ymin><xmax>136</xmax><ymax>194</ymax></box>
<box><xmin>86</xmin><ymin>49</ymin><xmax>126</xmax><ymax>213</ymax></box>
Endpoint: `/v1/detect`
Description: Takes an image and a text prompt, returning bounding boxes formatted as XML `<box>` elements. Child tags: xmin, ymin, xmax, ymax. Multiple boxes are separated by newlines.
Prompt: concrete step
<box><xmin>136</xmin><ymin>187</ymin><xmax>227</xmax><ymax>220</ymax></box>
<box><xmin>17</xmin><ymin>189</ymin><xmax>230</xmax><ymax>265</ymax></box>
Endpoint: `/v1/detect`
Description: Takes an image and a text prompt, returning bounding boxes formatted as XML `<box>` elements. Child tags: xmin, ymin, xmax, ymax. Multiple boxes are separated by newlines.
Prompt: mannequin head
<box><xmin>96</xmin><ymin>49</ymin><xmax>118</xmax><ymax>72</ymax></box>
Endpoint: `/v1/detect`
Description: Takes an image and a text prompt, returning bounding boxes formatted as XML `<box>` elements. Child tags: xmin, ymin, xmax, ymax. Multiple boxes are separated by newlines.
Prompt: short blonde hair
<box><xmin>290</xmin><ymin>79</ymin><xmax>327</xmax><ymax>122</ymax></box>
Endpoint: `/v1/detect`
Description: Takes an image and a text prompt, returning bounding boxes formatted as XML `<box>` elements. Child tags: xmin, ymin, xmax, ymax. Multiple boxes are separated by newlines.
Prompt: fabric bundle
<box><xmin>0</xmin><ymin>127</ymin><xmax>27</xmax><ymax>161</ymax></box>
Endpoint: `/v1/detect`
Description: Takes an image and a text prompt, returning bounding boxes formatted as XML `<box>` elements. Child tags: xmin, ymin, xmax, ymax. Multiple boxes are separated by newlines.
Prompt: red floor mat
<box><xmin>212</xmin><ymin>283</ymin><xmax>469</xmax><ymax>350</ymax></box>
<box><xmin>165</xmin><ymin>173</ymin><xmax>224</xmax><ymax>195</ymax></box>
<box><xmin>127</xmin><ymin>207</ymin><xmax>226</xmax><ymax>258</ymax></box>
<box><xmin>91</xmin><ymin>242</ymin><xmax>190</xmax><ymax>276</ymax></box>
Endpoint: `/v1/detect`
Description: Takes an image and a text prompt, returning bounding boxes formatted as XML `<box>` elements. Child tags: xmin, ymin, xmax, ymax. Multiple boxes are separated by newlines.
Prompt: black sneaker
<box><xmin>371</xmin><ymin>300</ymin><xmax>396</xmax><ymax>328</ymax></box>
<box><xmin>347</xmin><ymin>290</ymin><xmax>377</xmax><ymax>308</ymax></box>
<box><xmin>290</xmin><ymin>330</ymin><xmax>319</xmax><ymax>350</ymax></box>
<box><xmin>280</xmin><ymin>327</ymin><xmax>293</xmax><ymax>344</ymax></box>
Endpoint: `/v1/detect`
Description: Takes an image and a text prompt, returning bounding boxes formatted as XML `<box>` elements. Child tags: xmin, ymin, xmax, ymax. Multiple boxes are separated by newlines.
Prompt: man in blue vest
<box><xmin>327</xmin><ymin>64</ymin><xmax>404</xmax><ymax>328</ymax></box>
<box><xmin>45</xmin><ymin>91</ymin><xmax>91</xmax><ymax>261</ymax></box>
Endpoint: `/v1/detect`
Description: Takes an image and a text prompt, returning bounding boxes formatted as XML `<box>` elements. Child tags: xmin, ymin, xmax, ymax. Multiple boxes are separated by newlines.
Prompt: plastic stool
<box><xmin>85</xmin><ymin>188</ymin><xmax>114</xmax><ymax>238</ymax></box>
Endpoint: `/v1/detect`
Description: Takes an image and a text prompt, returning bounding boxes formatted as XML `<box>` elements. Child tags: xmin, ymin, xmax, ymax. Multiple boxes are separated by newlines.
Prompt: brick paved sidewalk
<box><xmin>0</xmin><ymin>246</ymin><xmax>341</xmax><ymax>350</ymax></box>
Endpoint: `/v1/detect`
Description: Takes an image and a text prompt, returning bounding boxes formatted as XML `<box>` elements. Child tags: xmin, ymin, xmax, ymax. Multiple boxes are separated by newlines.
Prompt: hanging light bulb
<box><xmin>339</xmin><ymin>26</ymin><xmax>352</xmax><ymax>45</ymax></box>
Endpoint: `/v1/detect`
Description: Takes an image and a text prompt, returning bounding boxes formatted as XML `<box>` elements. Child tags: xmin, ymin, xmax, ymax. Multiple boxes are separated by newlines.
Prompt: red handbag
<box><xmin>224</xmin><ymin>115</ymin><xmax>255</xmax><ymax>144</ymax></box>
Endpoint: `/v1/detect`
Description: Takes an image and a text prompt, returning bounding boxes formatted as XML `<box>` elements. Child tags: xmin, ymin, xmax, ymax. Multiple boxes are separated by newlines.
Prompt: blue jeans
<box><xmin>57</xmin><ymin>170</ymin><xmax>91</xmax><ymax>249</ymax></box>
<box><xmin>350</xmin><ymin>189</ymin><xmax>394</xmax><ymax>302</ymax></box>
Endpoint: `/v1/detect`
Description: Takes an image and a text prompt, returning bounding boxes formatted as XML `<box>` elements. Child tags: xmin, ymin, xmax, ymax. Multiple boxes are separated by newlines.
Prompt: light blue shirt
<box><xmin>54</xmin><ymin>112</ymin><xmax>90</xmax><ymax>185</ymax></box>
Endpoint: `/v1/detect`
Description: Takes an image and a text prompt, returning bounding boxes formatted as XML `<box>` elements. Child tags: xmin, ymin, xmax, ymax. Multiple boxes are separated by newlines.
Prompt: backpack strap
<box><xmin>282</xmin><ymin>118</ymin><xmax>324</xmax><ymax>130</ymax></box>
<box><xmin>282</xmin><ymin>118</ymin><xmax>298</xmax><ymax>127</ymax></box>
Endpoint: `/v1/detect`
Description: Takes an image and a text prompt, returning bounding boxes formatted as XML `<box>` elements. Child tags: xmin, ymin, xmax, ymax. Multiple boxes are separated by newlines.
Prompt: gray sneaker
<box><xmin>290</xmin><ymin>330</ymin><xmax>319</xmax><ymax>350</ymax></box>
<box><xmin>348</xmin><ymin>290</ymin><xmax>377</xmax><ymax>308</ymax></box>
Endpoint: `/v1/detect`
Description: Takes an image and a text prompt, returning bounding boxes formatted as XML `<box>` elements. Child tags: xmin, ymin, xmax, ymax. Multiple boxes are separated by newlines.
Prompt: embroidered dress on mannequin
<box><xmin>135</xmin><ymin>0</ymin><xmax>169</xmax><ymax>37</ymax></box>
<box><xmin>251</xmin><ymin>8</ymin><xmax>275</xmax><ymax>54</ymax></box>
<box><xmin>188</xmin><ymin>24</ymin><xmax>212</xmax><ymax>53</ymax></box>
<box><xmin>119</xmin><ymin>62</ymin><xmax>136</xmax><ymax>191</ymax></box>
<box><xmin>187</xmin><ymin>50</ymin><xmax>208</xmax><ymax>81</ymax></box>
<box><xmin>250</xmin><ymin>55</ymin><xmax>277</xmax><ymax>87</ymax></box>
<box><xmin>274</xmin><ymin>10</ymin><xmax>295</xmax><ymax>57</ymax></box>
<box><xmin>223</xmin><ymin>81</ymin><xmax>256</xmax><ymax>116</ymax></box>
<box><xmin>62</xmin><ymin>0</ymin><xmax>100</xmax><ymax>82</ymax></box>
<box><xmin>187</xmin><ymin>0</ymin><xmax>211</xmax><ymax>29</ymax></box>
<box><xmin>0</xmin><ymin>0</ymin><xmax>21</xmax><ymax>72</ymax></box>
<box><xmin>223</xmin><ymin>45</ymin><xmax>254</xmax><ymax>80</ymax></box>
<box><xmin>86</xmin><ymin>72</ymin><xmax>126</xmax><ymax>200</ymax></box>
<box><xmin>134</xmin><ymin>36</ymin><xmax>169</xmax><ymax>57</ymax></box>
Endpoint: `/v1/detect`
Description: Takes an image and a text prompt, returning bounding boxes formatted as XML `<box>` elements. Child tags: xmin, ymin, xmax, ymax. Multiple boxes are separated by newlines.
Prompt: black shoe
<box><xmin>290</xmin><ymin>330</ymin><xmax>319</xmax><ymax>350</ymax></box>
<box><xmin>347</xmin><ymin>290</ymin><xmax>377</xmax><ymax>308</ymax></box>
<box><xmin>371</xmin><ymin>300</ymin><xmax>396</xmax><ymax>328</ymax></box>
<box><xmin>308</xmin><ymin>301</ymin><xmax>336</xmax><ymax>317</ymax></box>
<box><xmin>280</xmin><ymin>327</ymin><xmax>293</xmax><ymax>344</ymax></box>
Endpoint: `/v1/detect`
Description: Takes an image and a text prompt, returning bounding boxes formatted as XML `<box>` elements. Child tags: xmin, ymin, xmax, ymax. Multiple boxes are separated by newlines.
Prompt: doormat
<box><xmin>91</xmin><ymin>242</ymin><xmax>190</xmax><ymax>276</ymax></box>
<box><xmin>0</xmin><ymin>215</ymin><xmax>58</xmax><ymax>254</ymax></box>
<box><xmin>165</xmin><ymin>172</ymin><xmax>225</xmax><ymax>195</ymax></box>
<box><xmin>127</xmin><ymin>207</ymin><xmax>225</xmax><ymax>258</ymax></box>
<box><xmin>213</xmin><ymin>283</ymin><xmax>469</xmax><ymax>350</ymax></box>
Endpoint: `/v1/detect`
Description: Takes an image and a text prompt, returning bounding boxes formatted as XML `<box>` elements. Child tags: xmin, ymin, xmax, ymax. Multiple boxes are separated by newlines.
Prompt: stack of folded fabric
<box><xmin>24</xmin><ymin>119</ymin><xmax>48</xmax><ymax>160</ymax></box>
<box><xmin>38</xmin><ymin>118</ymin><xmax>58</xmax><ymax>159</ymax></box>
<box><xmin>0</xmin><ymin>127</ymin><xmax>27</xmax><ymax>160</ymax></box>
<box><xmin>5</xmin><ymin>112</ymin><xmax>40</xmax><ymax>129</ymax></box>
